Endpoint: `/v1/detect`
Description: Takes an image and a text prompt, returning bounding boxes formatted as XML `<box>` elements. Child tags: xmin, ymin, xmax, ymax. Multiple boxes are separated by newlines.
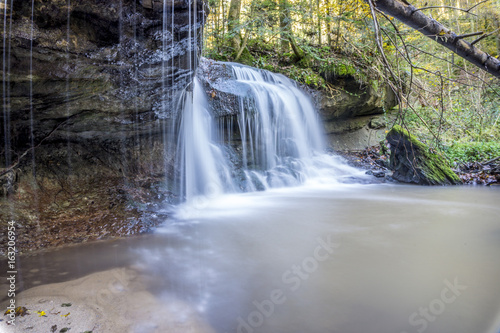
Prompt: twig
<box><xmin>455</xmin><ymin>31</ymin><xmax>483</xmax><ymax>39</ymax></box>
<box><xmin>467</xmin><ymin>0</ymin><xmax>491</xmax><ymax>12</ymax></box>
<box><xmin>412</xmin><ymin>0</ymin><xmax>491</xmax><ymax>16</ymax></box>
<box><xmin>471</xmin><ymin>28</ymin><xmax>500</xmax><ymax>45</ymax></box>
<box><xmin>412</xmin><ymin>6</ymin><xmax>477</xmax><ymax>16</ymax></box>
<box><xmin>482</xmin><ymin>156</ymin><xmax>500</xmax><ymax>165</ymax></box>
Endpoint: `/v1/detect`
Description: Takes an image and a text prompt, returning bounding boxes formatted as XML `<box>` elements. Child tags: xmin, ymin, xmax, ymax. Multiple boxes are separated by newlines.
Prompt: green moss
<box><xmin>387</xmin><ymin>125</ymin><xmax>461</xmax><ymax>185</ymax></box>
<box><xmin>234</xmin><ymin>47</ymin><xmax>255</xmax><ymax>66</ymax></box>
<box><xmin>329</xmin><ymin>61</ymin><xmax>357</xmax><ymax>77</ymax></box>
<box><xmin>388</xmin><ymin>125</ymin><xmax>427</xmax><ymax>151</ymax></box>
<box><xmin>280</xmin><ymin>66</ymin><xmax>327</xmax><ymax>89</ymax></box>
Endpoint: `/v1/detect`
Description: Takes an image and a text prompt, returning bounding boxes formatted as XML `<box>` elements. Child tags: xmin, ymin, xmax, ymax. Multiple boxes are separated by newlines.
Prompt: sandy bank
<box><xmin>1</xmin><ymin>267</ymin><xmax>214</xmax><ymax>333</ymax></box>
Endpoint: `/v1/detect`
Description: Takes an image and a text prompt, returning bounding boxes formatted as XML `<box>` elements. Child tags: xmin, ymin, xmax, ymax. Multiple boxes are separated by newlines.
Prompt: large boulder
<box><xmin>386</xmin><ymin>125</ymin><xmax>462</xmax><ymax>185</ymax></box>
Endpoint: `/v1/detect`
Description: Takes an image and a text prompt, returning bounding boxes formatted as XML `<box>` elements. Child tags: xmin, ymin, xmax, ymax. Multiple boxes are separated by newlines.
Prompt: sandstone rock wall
<box><xmin>0</xmin><ymin>0</ymin><xmax>206</xmax><ymax>250</ymax></box>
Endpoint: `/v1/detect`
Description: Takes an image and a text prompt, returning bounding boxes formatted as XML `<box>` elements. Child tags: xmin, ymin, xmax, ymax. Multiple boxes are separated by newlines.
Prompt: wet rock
<box><xmin>386</xmin><ymin>125</ymin><xmax>462</xmax><ymax>185</ymax></box>
<box><xmin>197</xmin><ymin>58</ymin><xmax>242</xmax><ymax>117</ymax></box>
<box><xmin>365</xmin><ymin>169</ymin><xmax>386</xmax><ymax>178</ymax></box>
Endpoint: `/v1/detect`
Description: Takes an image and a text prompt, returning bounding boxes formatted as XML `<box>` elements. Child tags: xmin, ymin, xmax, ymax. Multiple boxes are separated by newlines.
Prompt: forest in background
<box><xmin>202</xmin><ymin>0</ymin><xmax>500</xmax><ymax>166</ymax></box>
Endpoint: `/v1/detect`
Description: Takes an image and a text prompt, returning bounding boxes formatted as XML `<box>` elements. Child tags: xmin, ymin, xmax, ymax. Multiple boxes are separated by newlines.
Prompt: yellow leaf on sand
<box><xmin>37</xmin><ymin>310</ymin><xmax>46</xmax><ymax>317</ymax></box>
<box><xmin>61</xmin><ymin>312</ymin><xmax>70</xmax><ymax>317</ymax></box>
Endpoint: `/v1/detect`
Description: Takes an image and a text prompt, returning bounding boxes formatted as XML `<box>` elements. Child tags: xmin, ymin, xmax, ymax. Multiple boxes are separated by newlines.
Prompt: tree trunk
<box><xmin>288</xmin><ymin>33</ymin><xmax>305</xmax><ymax>61</ymax></box>
<box><xmin>279</xmin><ymin>0</ymin><xmax>291</xmax><ymax>51</ymax></box>
<box><xmin>316</xmin><ymin>0</ymin><xmax>321</xmax><ymax>45</ymax></box>
<box><xmin>227</xmin><ymin>0</ymin><xmax>242</xmax><ymax>52</ymax></box>
<box><xmin>495</xmin><ymin>13</ymin><xmax>500</xmax><ymax>59</ymax></box>
<box><xmin>326</xmin><ymin>0</ymin><xmax>332</xmax><ymax>46</ymax></box>
<box><xmin>369</xmin><ymin>0</ymin><xmax>500</xmax><ymax>79</ymax></box>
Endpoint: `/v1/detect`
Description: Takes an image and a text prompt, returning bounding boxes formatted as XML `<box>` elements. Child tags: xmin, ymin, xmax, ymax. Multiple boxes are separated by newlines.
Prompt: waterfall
<box><xmin>230</xmin><ymin>64</ymin><xmax>330</xmax><ymax>190</ymax></box>
<box><xmin>174</xmin><ymin>79</ymin><xmax>235</xmax><ymax>202</ymax></box>
<box><xmin>173</xmin><ymin>63</ymin><xmax>359</xmax><ymax>203</ymax></box>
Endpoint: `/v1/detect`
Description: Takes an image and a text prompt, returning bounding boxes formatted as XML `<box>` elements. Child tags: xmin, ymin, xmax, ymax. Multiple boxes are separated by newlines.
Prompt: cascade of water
<box><xmin>132</xmin><ymin>0</ymin><xmax>142</xmax><ymax>176</ymax></box>
<box><xmin>169</xmin><ymin>2</ymin><xmax>358</xmax><ymax>204</ymax></box>
<box><xmin>172</xmin><ymin>64</ymin><xmax>359</xmax><ymax>204</ymax></box>
<box><xmin>118</xmin><ymin>0</ymin><xmax>130</xmax><ymax>184</ymax></box>
<box><xmin>65</xmin><ymin>0</ymin><xmax>73</xmax><ymax>179</ymax></box>
<box><xmin>174</xmin><ymin>78</ymin><xmax>235</xmax><ymax>202</ymax></box>
<box><xmin>2</xmin><ymin>0</ymin><xmax>12</xmax><ymax>172</ymax></box>
<box><xmin>229</xmin><ymin>64</ymin><xmax>359</xmax><ymax>190</ymax></box>
<box><xmin>29</xmin><ymin>0</ymin><xmax>40</xmax><ymax>229</ymax></box>
<box><xmin>29</xmin><ymin>0</ymin><xmax>36</xmax><ymax>180</ymax></box>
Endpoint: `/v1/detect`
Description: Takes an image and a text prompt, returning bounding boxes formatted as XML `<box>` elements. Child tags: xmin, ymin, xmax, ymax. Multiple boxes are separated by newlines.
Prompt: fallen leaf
<box><xmin>61</xmin><ymin>303</ymin><xmax>72</xmax><ymax>307</ymax></box>
<box><xmin>59</xmin><ymin>328</ymin><xmax>70</xmax><ymax>333</ymax></box>
<box><xmin>51</xmin><ymin>324</ymin><xmax>57</xmax><ymax>332</ymax></box>
<box><xmin>61</xmin><ymin>312</ymin><xmax>70</xmax><ymax>317</ymax></box>
<box><xmin>37</xmin><ymin>310</ymin><xmax>47</xmax><ymax>317</ymax></box>
<box><xmin>4</xmin><ymin>306</ymin><xmax>28</xmax><ymax>317</ymax></box>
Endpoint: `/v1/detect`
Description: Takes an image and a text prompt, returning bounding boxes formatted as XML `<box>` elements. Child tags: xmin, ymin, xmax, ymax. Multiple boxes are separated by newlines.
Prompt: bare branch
<box><xmin>456</xmin><ymin>31</ymin><xmax>483</xmax><ymax>39</ymax></box>
<box><xmin>368</xmin><ymin>0</ymin><xmax>500</xmax><ymax>79</ymax></box>
<box><xmin>471</xmin><ymin>28</ymin><xmax>500</xmax><ymax>45</ymax></box>
<box><xmin>413</xmin><ymin>5</ymin><xmax>478</xmax><ymax>16</ymax></box>
<box><xmin>412</xmin><ymin>0</ymin><xmax>490</xmax><ymax>16</ymax></box>
<box><xmin>466</xmin><ymin>0</ymin><xmax>491</xmax><ymax>12</ymax></box>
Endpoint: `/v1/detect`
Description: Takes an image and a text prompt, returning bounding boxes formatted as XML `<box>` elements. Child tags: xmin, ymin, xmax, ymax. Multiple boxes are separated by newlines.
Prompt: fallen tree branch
<box><xmin>234</xmin><ymin>28</ymin><xmax>250</xmax><ymax>61</ymax></box>
<box><xmin>367</xmin><ymin>0</ymin><xmax>500</xmax><ymax>79</ymax></box>
<box><xmin>482</xmin><ymin>156</ymin><xmax>500</xmax><ymax>165</ymax></box>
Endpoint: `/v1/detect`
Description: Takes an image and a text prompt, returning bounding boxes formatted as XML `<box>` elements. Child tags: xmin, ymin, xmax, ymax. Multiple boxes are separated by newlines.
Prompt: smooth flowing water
<box><xmin>172</xmin><ymin>63</ymin><xmax>360</xmax><ymax>201</ymax></box>
<box><xmin>4</xmin><ymin>184</ymin><xmax>500</xmax><ymax>333</ymax></box>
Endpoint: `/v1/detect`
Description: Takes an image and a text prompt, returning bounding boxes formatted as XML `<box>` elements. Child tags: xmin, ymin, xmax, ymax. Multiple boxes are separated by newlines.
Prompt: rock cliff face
<box><xmin>311</xmin><ymin>74</ymin><xmax>398</xmax><ymax>151</ymax></box>
<box><xmin>0</xmin><ymin>0</ymin><xmax>206</xmax><ymax>252</ymax></box>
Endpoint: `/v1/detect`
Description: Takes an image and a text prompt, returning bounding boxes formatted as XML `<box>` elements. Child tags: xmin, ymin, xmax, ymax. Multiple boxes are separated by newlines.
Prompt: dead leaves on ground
<box><xmin>2</xmin><ymin>304</ymin><xmax>92</xmax><ymax>333</ymax></box>
<box><xmin>3</xmin><ymin>306</ymin><xmax>28</xmax><ymax>317</ymax></box>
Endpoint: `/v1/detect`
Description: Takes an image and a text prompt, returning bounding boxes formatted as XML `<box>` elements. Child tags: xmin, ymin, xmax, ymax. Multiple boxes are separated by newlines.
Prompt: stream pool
<box><xmin>3</xmin><ymin>184</ymin><xmax>500</xmax><ymax>333</ymax></box>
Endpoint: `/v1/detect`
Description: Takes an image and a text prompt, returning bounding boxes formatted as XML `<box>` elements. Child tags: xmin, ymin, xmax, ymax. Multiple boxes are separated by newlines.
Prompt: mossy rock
<box><xmin>386</xmin><ymin>125</ymin><xmax>462</xmax><ymax>185</ymax></box>
<box><xmin>234</xmin><ymin>48</ymin><xmax>255</xmax><ymax>66</ymax></box>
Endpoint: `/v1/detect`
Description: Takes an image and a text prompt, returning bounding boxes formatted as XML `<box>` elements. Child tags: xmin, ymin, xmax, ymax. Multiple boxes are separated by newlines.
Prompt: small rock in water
<box><xmin>365</xmin><ymin>170</ymin><xmax>386</xmax><ymax>178</ymax></box>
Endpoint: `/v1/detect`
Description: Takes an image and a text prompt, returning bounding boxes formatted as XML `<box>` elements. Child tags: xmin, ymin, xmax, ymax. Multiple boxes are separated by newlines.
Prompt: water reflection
<box><xmin>2</xmin><ymin>184</ymin><xmax>500</xmax><ymax>333</ymax></box>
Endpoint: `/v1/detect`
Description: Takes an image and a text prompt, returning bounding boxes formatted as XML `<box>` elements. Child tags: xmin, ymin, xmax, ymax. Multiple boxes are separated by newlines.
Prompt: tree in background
<box><xmin>203</xmin><ymin>0</ymin><xmax>500</xmax><ymax>161</ymax></box>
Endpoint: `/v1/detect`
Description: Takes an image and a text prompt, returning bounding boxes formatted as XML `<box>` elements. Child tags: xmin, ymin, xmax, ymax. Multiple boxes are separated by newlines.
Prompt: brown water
<box><xmin>3</xmin><ymin>184</ymin><xmax>500</xmax><ymax>333</ymax></box>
